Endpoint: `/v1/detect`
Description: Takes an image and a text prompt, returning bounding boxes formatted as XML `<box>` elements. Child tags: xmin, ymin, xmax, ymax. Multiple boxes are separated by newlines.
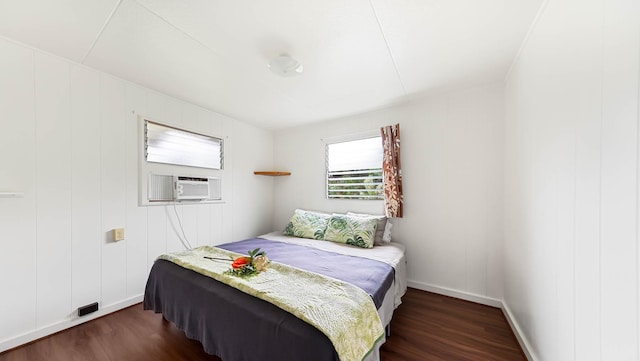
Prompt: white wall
<box><xmin>0</xmin><ymin>36</ymin><xmax>274</xmax><ymax>351</ymax></box>
<box><xmin>503</xmin><ymin>0</ymin><xmax>640</xmax><ymax>360</ymax></box>
<box><xmin>232</xmin><ymin>120</ymin><xmax>276</xmax><ymax>241</ymax></box>
<box><xmin>273</xmin><ymin>84</ymin><xmax>505</xmax><ymax>304</ymax></box>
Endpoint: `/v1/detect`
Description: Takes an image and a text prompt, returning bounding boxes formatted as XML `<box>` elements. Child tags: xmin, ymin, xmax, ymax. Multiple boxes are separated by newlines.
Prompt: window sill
<box><xmin>254</xmin><ymin>171</ymin><xmax>291</xmax><ymax>176</ymax></box>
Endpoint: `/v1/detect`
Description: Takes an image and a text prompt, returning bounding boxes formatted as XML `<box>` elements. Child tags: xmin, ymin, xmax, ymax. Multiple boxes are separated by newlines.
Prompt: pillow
<box><xmin>324</xmin><ymin>214</ymin><xmax>378</xmax><ymax>249</ymax></box>
<box><xmin>347</xmin><ymin>212</ymin><xmax>388</xmax><ymax>245</ymax></box>
<box><xmin>283</xmin><ymin>209</ymin><xmax>331</xmax><ymax>240</ymax></box>
<box><xmin>382</xmin><ymin>220</ymin><xmax>393</xmax><ymax>242</ymax></box>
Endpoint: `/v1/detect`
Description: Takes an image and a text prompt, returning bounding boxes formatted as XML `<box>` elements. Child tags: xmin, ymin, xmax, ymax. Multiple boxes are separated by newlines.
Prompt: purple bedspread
<box><xmin>218</xmin><ymin>238</ymin><xmax>394</xmax><ymax>308</ymax></box>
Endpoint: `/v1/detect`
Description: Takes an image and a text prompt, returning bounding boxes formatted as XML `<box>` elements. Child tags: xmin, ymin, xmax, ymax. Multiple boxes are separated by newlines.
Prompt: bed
<box><xmin>143</xmin><ymin>231</ymin><xmax>407</xmax><ymax>361</ymax></box>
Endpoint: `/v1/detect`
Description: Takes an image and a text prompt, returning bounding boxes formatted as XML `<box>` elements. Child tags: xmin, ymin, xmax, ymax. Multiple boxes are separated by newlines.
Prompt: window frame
<box><xmin>325</xmin><ymin>132</ymin><xmax>384</xmax><ymax>200</ymax></box>
<box><xmin>144</xmin><ymin>119</ymin><xmax>224</xmax><ymax>170</ymax></box>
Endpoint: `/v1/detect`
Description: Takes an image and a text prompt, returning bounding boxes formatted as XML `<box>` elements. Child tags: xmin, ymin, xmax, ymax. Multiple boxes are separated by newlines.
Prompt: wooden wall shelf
<box><xmin>254</xmin><ymin>171</ymin><xmax>291</xmax><ymax>176</ymax></box>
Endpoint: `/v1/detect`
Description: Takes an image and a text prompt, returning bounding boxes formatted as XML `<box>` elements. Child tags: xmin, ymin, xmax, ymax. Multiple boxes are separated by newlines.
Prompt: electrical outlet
<box><xmin>113</xmin><ymin>228</ymin><xmax>125</xmax><ymax>241</ymax></box>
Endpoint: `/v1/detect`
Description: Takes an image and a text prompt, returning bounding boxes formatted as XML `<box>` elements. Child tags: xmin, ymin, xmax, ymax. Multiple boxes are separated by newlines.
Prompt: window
<box><xmin>326</xmin><ymin>136</ymin><xmax>383</xmax><ymax>200</ymax></box>
<box><xmin>145</xmin><ymin>120</ymin><xmax>223</xmax><ymax>169</ymax></box>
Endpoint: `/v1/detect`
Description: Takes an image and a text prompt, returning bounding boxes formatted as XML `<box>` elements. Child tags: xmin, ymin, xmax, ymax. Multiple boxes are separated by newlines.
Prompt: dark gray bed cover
<box><xmin>144</xmin><ymin>237</ymin><xmax>395</xmax><ymax>361</ymax></box>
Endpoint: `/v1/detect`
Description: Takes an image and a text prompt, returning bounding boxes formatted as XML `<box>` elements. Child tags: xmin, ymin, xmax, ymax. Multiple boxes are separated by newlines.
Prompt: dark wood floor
<box><xmin>379</xmin><ymin>289</ymin><xmax>525</xmax><ymax>361</ymax></box>
<box><xmin>0</xmin><ymin>288</ymin><xmax>525</xmax><ymax>361</ymax></box>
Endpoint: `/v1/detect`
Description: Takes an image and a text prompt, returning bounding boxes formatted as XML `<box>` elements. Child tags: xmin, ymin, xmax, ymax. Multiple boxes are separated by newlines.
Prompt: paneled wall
<box><xmin>503</xmin><ymin>0</ymin><xmax>640</xmax><ymax>359</ymax></box>
<box><xmin>0</xmin><ymin>37</ymin><xmax>274</xmax><ymax>351</ymax></box>
<box><xmin>273</xmin><ymin>84</ymin><xmax>505</xmax><ymax>304</ymax></box>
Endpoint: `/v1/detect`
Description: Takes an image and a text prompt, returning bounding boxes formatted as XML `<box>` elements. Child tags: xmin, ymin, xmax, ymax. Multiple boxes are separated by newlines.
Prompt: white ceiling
<box><xmin>0</xmin><ymin>0</ymin><xmax>542</xmax><ymax>129</ymax></box>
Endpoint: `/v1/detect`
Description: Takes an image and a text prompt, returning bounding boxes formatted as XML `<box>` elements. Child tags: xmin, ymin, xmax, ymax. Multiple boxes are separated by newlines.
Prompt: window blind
<box><xmin>326</xmin><ymin>137</ymin><xmax>383</xmax><ymax>200</ymax></box>
<box><xmin>145</xmin><ymin>120</ymin><xmax>223</xmax><ymax>170</ymax></box>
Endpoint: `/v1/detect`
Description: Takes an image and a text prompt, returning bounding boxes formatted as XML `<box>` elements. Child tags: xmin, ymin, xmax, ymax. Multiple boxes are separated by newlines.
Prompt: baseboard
<box><xmin>501</xmin><ymin>303</ymin><xmax>537</xmax><ymax>361</ymax></box>
<box><xmin>407</xmin><ymin>280</ymin><xmax>503</xmax><ymax>308</ymax></box>
<box><xmin>406</xmin><ymin>280</ymin><xmax>536</xmax><ymax>360</ymax></box>
<box><xmin>0</xmin><ymin>295</ymin><xmax>143</xmax><ymax>353</ymax></box>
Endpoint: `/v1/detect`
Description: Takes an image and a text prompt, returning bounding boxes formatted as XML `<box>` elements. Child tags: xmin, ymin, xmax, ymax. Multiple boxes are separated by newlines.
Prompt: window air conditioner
<box><xmin>174</xmin><ymin>176</ymin><xmax>210</xmax><ymax>201</ymax></box>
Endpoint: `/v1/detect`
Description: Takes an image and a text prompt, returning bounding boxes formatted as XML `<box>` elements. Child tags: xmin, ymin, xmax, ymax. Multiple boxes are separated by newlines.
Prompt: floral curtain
<box><xmin>380</xmin><ymin>124</ymin><xmax>403</xmax><ymax>218</ymax></box>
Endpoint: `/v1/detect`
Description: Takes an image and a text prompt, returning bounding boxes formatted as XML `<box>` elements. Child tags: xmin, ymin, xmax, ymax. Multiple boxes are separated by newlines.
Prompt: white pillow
<box><xmin>382</xmin><ymin>220</ymin><xmax>393</xmax><ymax>242</ymax></box>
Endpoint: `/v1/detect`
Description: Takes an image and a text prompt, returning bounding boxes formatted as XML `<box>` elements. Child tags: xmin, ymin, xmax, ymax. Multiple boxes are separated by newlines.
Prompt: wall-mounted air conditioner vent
<box><xmin>146</xmin><ymin>173</ymin><xmax>221</xmax><ymax>204</ymax></box>
<box><xmin>174</xmin><ymin>176</ymin><xmax>210</xmax><ymax>201</ymax></box>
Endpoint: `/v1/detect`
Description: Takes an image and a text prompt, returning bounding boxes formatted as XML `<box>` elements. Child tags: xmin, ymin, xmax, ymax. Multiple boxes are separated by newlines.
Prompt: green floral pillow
<box><xmin>347</xmin><ymin>212</ymin><xmax>388</xmax><ymax>245</ymax></box>
<box><xmin>324</xmin><ymin>214</ymin><xmax>378</xmax><ymax>248</ymax></box>
<box><xmin>283</xmin><ymin>209</ymin><xmax>331</xmax><ymax>240</ymax></box>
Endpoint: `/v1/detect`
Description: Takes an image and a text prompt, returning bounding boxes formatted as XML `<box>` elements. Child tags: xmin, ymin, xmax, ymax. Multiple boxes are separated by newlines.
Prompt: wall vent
<box><xmin>148</xmin><ymin>174</ymin><xmax>174</xmax><ymax>201</ymax></box>
<box><xmin>78</xmin><ymin>302</ymin><xmax>99</xmax><ymax>317</ymax></box>
<box><xmin>208</xmin><ymin>178</ymin><xmax>222</xmax><ymax>200</ymax></box>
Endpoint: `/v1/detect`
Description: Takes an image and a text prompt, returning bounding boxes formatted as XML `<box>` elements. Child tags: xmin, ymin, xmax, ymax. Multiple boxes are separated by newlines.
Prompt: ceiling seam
<box><xmin>134</xmin><ymin>0</ymin><xmax>322</xmax><ymax>121</ymax></box>
<box><xmin>368</xmin><ymin>0</ymin><xmax>407</xmax><ymax>95</ymax></box>
<box><xmin>134</xmin><ymin>0</ymin><xmax>224</xmax><ymax>57</ymax></box>
<box><xmin>80</xmin><ymin>0</ymin><xmax>124</xmax><ymax>63</ymax></box>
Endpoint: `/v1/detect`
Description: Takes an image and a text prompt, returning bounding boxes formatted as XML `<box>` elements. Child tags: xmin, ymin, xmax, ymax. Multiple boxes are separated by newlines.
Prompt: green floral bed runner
<box><xmin>158</xmin><ymin>246</ymin><xmax>385</xmax><ymax>361</ymax></box>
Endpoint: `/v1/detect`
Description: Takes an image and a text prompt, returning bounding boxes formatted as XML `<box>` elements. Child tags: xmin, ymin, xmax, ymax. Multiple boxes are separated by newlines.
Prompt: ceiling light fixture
<box><xmin>268</xmin><ymin>54</ymin><xmax>303</xmax><ymax>77</ymax></box>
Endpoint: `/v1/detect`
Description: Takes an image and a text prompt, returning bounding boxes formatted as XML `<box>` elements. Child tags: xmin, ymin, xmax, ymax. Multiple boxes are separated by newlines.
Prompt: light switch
<box><xmin>113</xmin><ymin>228</ymin><xmax>125</xmax><ymax>241</ymax></box>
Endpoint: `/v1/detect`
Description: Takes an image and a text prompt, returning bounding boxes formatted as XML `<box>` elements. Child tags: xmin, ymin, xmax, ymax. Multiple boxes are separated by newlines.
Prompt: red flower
<box><xmin>231</xmin><ymin>257</ymin><xmax>250</xmax><ymax>269</ymax></box>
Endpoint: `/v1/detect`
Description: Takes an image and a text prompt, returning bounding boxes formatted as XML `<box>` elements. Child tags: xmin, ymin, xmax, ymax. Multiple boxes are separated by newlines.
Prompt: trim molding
<box><xmin>0</xmin><ymin>295</ymin><xmax>143</xmax><ymax>353</ymax></box>
<box><xmin>502</xmin><ymin>303</ymin><xmax>538</xmax><ymax>361</ymax></box>
<box><xmin>504</xmin><ymin>0</ymin><xmax>550</xmax><ymax>83</ymax></box>
<box><xmin>407</xmin><ymin>279</ymin><xmax>502</xmax><ymax>308</ymax></box>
